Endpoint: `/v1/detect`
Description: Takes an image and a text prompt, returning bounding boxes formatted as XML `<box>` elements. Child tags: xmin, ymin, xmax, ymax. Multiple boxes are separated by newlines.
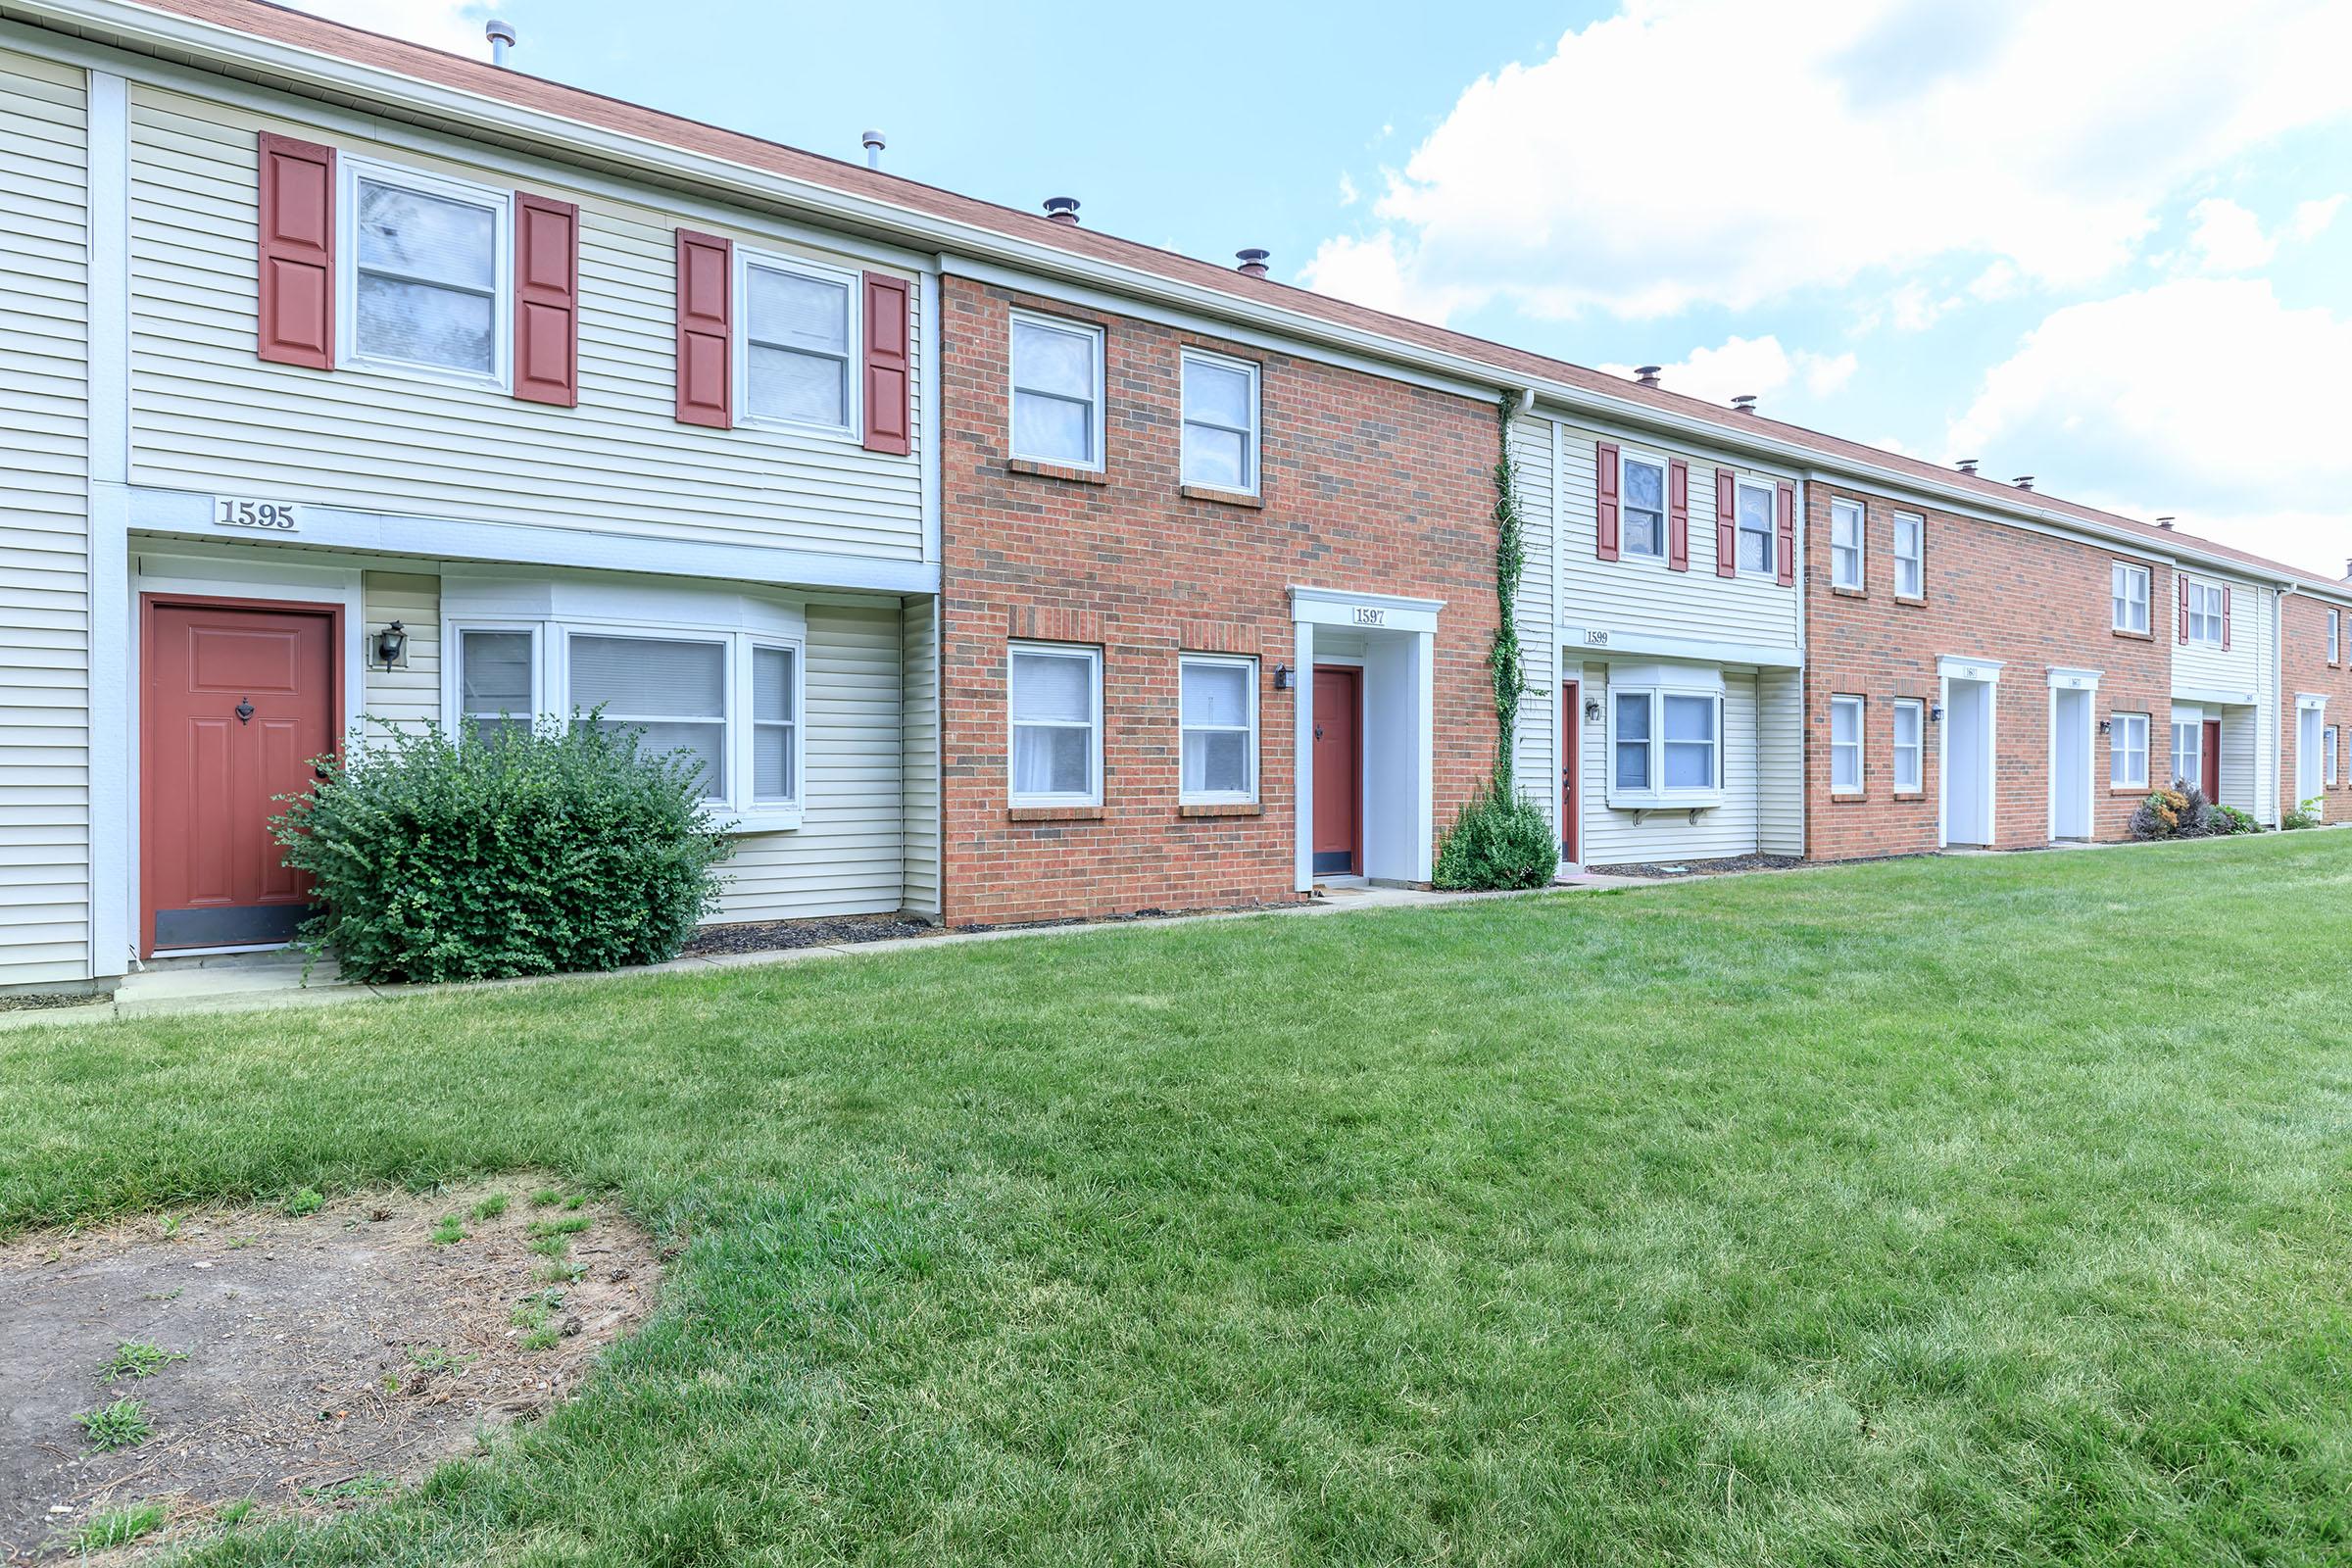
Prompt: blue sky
<box><xmin>311</xmin><ymin>1</ymin><xmax>2352</xmax><ymax>576</ymax></box>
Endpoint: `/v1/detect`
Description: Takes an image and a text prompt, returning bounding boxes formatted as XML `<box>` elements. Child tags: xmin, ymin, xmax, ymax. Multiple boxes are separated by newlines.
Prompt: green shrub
<box><xmin>271</xmin><ymin>718</ymin><xmax>732</xmax><ymax>984</ymax></box>
<box><xmin>2130</xmin><ymin>786</ymin><xmax>2189</xmax><ymax>841</ymax></box>
<box><xmin>1434</xmin><ymin>779</ymin><xmax>1559</xmax><ymax>891</ymax></box>
<box><xmin>2283</xmin><ymin>795</ymin><xmax>2325</xmax><ymax>831</ymax></box>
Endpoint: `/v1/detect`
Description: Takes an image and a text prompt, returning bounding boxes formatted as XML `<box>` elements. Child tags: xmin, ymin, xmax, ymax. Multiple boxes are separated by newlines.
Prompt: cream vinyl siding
<box><xmin>1508</xmin><ymin>415</ymin><xmax>1557</xmax><ymax>830</ymax></box>
<box><xmin>1576</xmin><ymin>666</ymin><xmax>1763</xmax><ymax>864</ymax></box>
<box><xmin>362</xmin><ymin>571</ymin><xmax>438</xmax><ymax>736</ymax></box>
<box><xmin>124</xmin><ymin>87</ymin><xmax>925</xmax><ymax>565</ymax></box>
<box><xmin>0</xmin><ymin>50</ymin><xmax>91</xmax><ymax>985</ymax></box>
<box><xmin>1553</xmin><ymin>422</ymin><xmax>1800</xmax><ymax>649</ymax></box>
<box><xmin>2173</xmin><ymin>577</ymin><xmax>2278</xmax><ymax>823</ymax></box>
<box><xmin>899</xmin><ymin>594</ymin><xmax>940</xmax><ymax>918</ymax></box>
<box><xmin>1756</xmin><ymin>667</ymin><xmax>1803</xmax><ymax>855</ymax></box>
<box><xmin>718</xmin><ymin>603</ymin><xmax>907</xmax><ymax>922</ymax></box>
<box><xmin>2172</xmin><ymin>575</ymin><xmax>2268</xmax><ymax>695</ymax></box>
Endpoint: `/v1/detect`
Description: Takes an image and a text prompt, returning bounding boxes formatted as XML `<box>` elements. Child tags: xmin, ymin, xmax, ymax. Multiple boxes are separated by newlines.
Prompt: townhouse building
<box><xmin>1</xmin><ymin>0</ymin><xmax>2345</xmax><ymax>994</ymax></box>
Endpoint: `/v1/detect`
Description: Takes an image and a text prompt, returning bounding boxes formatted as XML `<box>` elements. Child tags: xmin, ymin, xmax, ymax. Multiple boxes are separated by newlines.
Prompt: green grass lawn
<box><xmin>7</xmin><ymin>835</ymin><xmax>2351</xmax><ymax>1565</ymax></box>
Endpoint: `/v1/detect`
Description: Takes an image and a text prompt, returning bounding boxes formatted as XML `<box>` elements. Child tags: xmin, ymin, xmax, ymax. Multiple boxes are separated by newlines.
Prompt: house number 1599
<box><xmin>214</xmin><ymin>497</ymin><xmax>298</xmax><ymax>532</ymax></box>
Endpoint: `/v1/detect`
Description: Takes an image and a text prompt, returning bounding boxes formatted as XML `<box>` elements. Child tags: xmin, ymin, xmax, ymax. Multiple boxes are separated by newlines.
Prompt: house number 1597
<box><xmin>1351</xmin><ymin>607</ymin><xmax>1386</xmax><ymax>626</ymax></box>
<box><xmin>214</xmin><ymin>497</ymin><xmax>298</xmax><ymax>532</ymax></box>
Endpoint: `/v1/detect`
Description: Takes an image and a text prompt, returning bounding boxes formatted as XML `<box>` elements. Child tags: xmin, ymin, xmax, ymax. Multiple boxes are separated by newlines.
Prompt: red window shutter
<box><xmin>1775</xmin><ymin>480</ymin><xmax>1797</xmax><ymax>587</ymax></box>
<box><xmin>256</xmin><ymin>132</ymin><xmax>334</xmax><ymax>369</ymax></box>
<box><xmin>1666</xmin><ymin>460</ymin><xmax>1690</xmax><ymax>571</ymax></box>
<box><xmin>513</xmin><ymin>193</ymin><xmax>579</xmax><ymax>406</ymax></box>
<box><xmin>2178</xmin><ymin>576</ymin><xmax>2189</xmax><ymax>643</ymax></box>
<box><xmin>1594</xmin><ymin>442</ymin><xmax>1620</xmax><ymax>561</ymax></box>
<box><xmin>861</xmin><ymin>271</ymin><xmax>912</xmax><ymax>456</ymax></box>
<box><xmin>673</xmin><ymin>229</ymin><xmax>732</xmax><ymax>427</ymax></box>
<box><xmin>1714</xmin><ymin>471</ymin><xmax>1738</xmax><ymax>578</ymax></box>
<box><xmin>2222</xmin><ymin>585</ymin><xmax>2232</xmax><ymax>650</ymax></box>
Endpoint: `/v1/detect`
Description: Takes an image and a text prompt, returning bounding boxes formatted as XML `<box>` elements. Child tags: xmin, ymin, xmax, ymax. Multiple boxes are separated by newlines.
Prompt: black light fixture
<box><xmin>1272</xmin><ymin>663</ymin><xmax>1294</xmax><ymax>691</ymax></box>
<box><xmin>372</xmin><ymin>619</ymin><xmax>407</xmax><ymax>670</ymax></box>
<box><xmin>2098</xmin><ymin>717</ymin><xmax>2113</xmax><ymax>735</ymax></box>
<box><xmin>1583</xmin><ymin>698</ymin><xmax>1602</xmax><ymax>722</ymax></box>
<box><xmin>1929</xmin><ymin>704</ymin><xmax>1944</xmax><ymax>723</ymax></box>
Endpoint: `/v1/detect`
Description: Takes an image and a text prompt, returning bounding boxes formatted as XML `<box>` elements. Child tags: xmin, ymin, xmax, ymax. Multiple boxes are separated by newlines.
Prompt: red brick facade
<box><xmin>2279</xmin><ymin>593</ymin><xmax>2352</xmax><ymax>819</ymax></box>
<box><xmin>1802</xmin><ymin>487</ymin><xmax>2174</xmax><ymax>858</ymax></box>
<box><xmin>936</xmin><ymin>277</ymin><xmax>1501</xmax><ymax>927</ymax></box>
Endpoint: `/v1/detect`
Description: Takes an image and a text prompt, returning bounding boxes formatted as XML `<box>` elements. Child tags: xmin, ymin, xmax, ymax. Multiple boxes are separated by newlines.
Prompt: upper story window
<box><xmin>1180</xmin><ymin>351</ymin><xmax>1259</xmax><ymax>493</ymax></box>
<box><xmin>2329</xmin><ymin>608</ymin><xmax>2341</xmax><ymax>665</ymax></box>
<box><xmin>2186</xmin><ymin>579</ymin><xmax>2227</xmax><ymax>646</ymax></box>
<box><xmin>1829</xmin><ymin>499</ymin><xmax>1865</xmax><ymax>591</ymax></box>
<box><xmin>2112</xmin><ymin>564</ymin><xmax>2150</xmax><ymax>635</ymax></box>
<box><xmin>1009</xmin><ymin>642</ymin><xmax>1102</xmax><ymax>804</ymax></box>
<box><xmin>1010</xmin><ymin>314</ymin><xmax>1104</xmax><ymax>469</ymax></box>
<box><xmin>344</xmin><ymin>159</ymin><xmax>511</xmax><ymax>387</ymax></box>
<box><xmin>740</xmin><ymin>251</ymin><xmax>858</xmax><ymax>434</ymax></box>
<box><xmin>2327</xmin><ymin>726</ymin><xmax>2340</xmax><ymax>788</ymax></box>
<box><xmin>1621</xmin><ymin>454</ymin><xmax>1667</xmax><ymax>559</ymax></box>
<box><xmin>1735</xmin><ymin>478</ymin><xmax>1776</xmax><ymax>575</ymax></box>
<box><xmin>1892</xmin><ymin>514</ymin><xmax>1924</xmax><ymax>599</ymax></box>
<box><xmin>1179</xmin><ymin>655</ymin><xmax>1257</xmax><ymax>803</ymax></box>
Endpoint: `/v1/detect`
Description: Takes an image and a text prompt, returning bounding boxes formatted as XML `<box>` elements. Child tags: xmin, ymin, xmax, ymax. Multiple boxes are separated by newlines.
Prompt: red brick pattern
<box><xmin>1802</xmin><ymin>488</ymin><xmax>2174</xmax><ymax>858</ymax></box>
<box><xmin>2279</xmin><ymin>595</ymin><xmax>2352</xmax><ymax>817</ymax></box>
<box><xmin>938</xmin><ymin>278</ymin><xmax>1499</xmax><ymax>927</ymax></box>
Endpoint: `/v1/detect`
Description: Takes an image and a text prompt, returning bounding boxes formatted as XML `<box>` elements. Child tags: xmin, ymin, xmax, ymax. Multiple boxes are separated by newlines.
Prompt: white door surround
<box><xmin>1938</xmin><ymin>656</ymin><xmax>2002</xmax><ymax>849</ymax></box>
<box><xmin>1290</xmin><ymin>586</ymin><xmax>1443</xmax><ymax>892</ymax></box>
<box><xmin>2048</xmin><ymin>666</ymin><xmax>2099</xmax><ymax>842</ymax></box>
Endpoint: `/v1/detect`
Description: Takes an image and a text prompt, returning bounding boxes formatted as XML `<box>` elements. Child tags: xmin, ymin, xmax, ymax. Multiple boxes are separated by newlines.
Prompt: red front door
<box><xmin>141</xmin><ymin>598</ymin><xmax>339</xmax><ymax>955</ymax></box>
<box><xmin>1560</xmin><ymin>680</ymin><xmax>1581</xmax><ymax>863</ymax></box>
<box><xmin>2201</xmin><ymin>718</ymin><xmax>2222</xmax><ymax>801</ymax></box>
<box><xmin>1311</xmin><ymin>665</ymin><xmax>1361</xmax><ymax>876</ymax></box>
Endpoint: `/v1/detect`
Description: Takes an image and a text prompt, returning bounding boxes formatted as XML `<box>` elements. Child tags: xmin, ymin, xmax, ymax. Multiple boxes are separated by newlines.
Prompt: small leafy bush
<box><xmin>2284</xmin><ymin>795</ymin><xmax>2325</xmax><ymax>831</ymax></box>
<box><xmin>2134</xmin><ymin>781</ymin><xmax>2261</xmax><ymax>840</ymax></box>
<box><xmin>272</xmin><ymin>718</ymin><xmax>732</xmax><ymax>984</ymax></box>
<box><xmin>1435</xmin><ymin>779</ymin><xmax>1559</xmax><ymax>891</ymax></box>
<box><xmin>2130</xmin><ymin>786</ymin><xmax>2188</xmax><ymax>841</ymax></box>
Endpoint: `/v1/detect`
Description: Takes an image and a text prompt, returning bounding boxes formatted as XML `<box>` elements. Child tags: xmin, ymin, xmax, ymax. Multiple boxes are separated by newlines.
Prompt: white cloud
<box><xmin>1301</xmin><ymin>0</ymin><xmax>2352</xmax><ymax>324</ymax></box>
<box><xmin>1950</xmin><ymin>278</ymin><xmax>2352</xmax><ymax>575</ymax></box>
<box><xmin>2185</xmin><ymin>198</ymin><xmax>2277</xmax><ymax>271</ymax></box>
<box><xmin>1599</xmin><ymin>335</ymin><xmax>1856</xmax><ymax>408</ymax></box>
<box><xmin>2289</xmin><ymin>193</ymin><xmax>2347</xmax><ymax>241</ymax></box>
<box><xmin>1337</xmin><ymin>172</ymin><xmax>1360</xmax><ymax>208</ymax></box>
<box><xmin>285</xmin><ymin>1</ymin><xmax>489</xmax><ymax>56</ymax></box>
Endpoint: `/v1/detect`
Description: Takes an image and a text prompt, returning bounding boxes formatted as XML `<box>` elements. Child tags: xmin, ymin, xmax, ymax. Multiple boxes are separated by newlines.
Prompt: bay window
<box><xmin>1608</xmin><ymin>673</ymin><xmax>1724</xmax><ymax>805</ymax></box>
<box><xmin>458</xmin><ymin>627</ymin><xmax>534</xmax><ymax>741</ymax></box>
<box><xmin>573</xmin><ymin>634</ymin><xmax>726</xmax><ymax>798</ymax></box>
<box><xmin>1831</xmin><ymin>695</ymin><xmax>1864</xmax><ymax>793</ymax></box>
<box><xmin>1179</xmin><ymin>655</ymin><xmax>1256</xmax><ymax>803</ymax></box>
<box><xmin>1009</xmin><ymin>643</ymin><xmax>1101</xmax><ymax>804</ymax></box>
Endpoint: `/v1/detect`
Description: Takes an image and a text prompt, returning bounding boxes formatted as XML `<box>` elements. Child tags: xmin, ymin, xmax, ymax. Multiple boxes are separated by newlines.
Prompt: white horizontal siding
<box><xmin>0</xmin><ymin>49</ymin><xmax>90</xmax><ymax>986</ymax></box>
<box><xmin>1756</xmin><ymin>667</ymin><xmax>1803</xmax><ymax>855</ymax></box>
<box><xmin>124</xmin><ymin>87</ymin><xmax>925</xmax><ymax>565</ymax></box>
<box><xmin>719</xmin><ymin>604</ymin><xmax>906</xmax><ymax>922</ymax></box>
<box><xmin>1555</xmin><ymin>421</ymin><xmax>1801</xmax><ymax>650</ymax></box>
<box><xmin>899</xmin><ymin>594</ymin><xmax>940</xmax><ymax>918</ymax></box>
<box><xmin>1577</xmin><ymin>666</ymin><xmax>1766</xmax><ymax>866</ymax></box>
<box><xmin>2174</xmin><ymin>580</ymin><xmax>2278</xmax><ymax>823</ymax></box>
<box><xmin>1508</xmin><ymin>415</ymin><xmax>1557</xmax><ymax>830</ymax></box>
<box><xmin>2172</xmin><ymin>573</ymin><xmax>2267</xmax><ymax>697</ymax></box>
<box><xmin>362</xmin><ymin>571</ymin><xmax>439</xmax><ymax>737</ymax></box>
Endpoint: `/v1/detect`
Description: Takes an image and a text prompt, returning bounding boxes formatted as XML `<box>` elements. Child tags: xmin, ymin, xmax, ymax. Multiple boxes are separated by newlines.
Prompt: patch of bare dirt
<box><xmin>0</xmin><ymin>1179</ymin><xmax>661</xmax><ymax>1562</ymax></box>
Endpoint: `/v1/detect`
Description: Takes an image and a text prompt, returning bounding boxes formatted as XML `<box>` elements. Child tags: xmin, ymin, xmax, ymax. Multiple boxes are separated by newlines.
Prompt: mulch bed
<box><xmin>1587</xmin><ymin>854</ymin><xmax>1807</xmax><ymax>880</ymax></box>
<box><xmin>680</xmin><ymin>914</ymin><xmax>937</xmax><ymax>956</ymax></box>
<box><xmin>0</xmin><ymin>992</ymin><xmax>108</xmax><ymax>1015</ymax></box>
<box><xmin>1</xmin><ymin>1181</ymin><xmax>660</xmax><ymax>1563</ymax></box>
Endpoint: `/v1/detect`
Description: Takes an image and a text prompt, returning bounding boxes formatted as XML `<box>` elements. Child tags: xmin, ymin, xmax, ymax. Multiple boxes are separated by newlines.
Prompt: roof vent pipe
<box><xmin>1955</xmin><ymin>458</ymin><xmax>1979</xmax><ymax>475</ymax></box>
<box><xmin>2014</xmin><ymin>475</ymin><xmax>2035</xmax><ymax>490</ymax></box>
<box><xmin>2156</xmin><ymin>516</ymin><xmax>2176</xmax><ymax>530</ymax></box>
<box><xmin>1236</xmin><ymin>248</ymin><xmax>1270</xmax><ymax>277</ymax></box>
<box><xmin>484</xmin><ymin>19</ymin><xmax>515</xmax><ymax>67</ymax></box>
<box><xmin>1635</xmin><ymin>365</ymin><xmax>1661</xmax><ymax>388</ymax></box>
<box><xmin>2342</xmin><ymin>557</ymin><xmax>2351</xmax><ymax>580</ymax></box>
<box><xmin>1731</xmin><ymin>394</ymin><xmax>1758</xmax><ymax>415</ymax></box>
<box><xmin>861</xmin><ymin>130</ymin><xmax>886</xmax><ymax>170</ymax></box>
<box><xmin>1043</xmin><ymin>196</ymin><xmax>1080</xmax><ymax>225</ymax></box>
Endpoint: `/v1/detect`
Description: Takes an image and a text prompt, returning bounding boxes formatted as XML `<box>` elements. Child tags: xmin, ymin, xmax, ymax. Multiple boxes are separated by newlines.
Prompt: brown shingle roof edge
<box><xmin>29</xmin><ymin>0</ymin><xmax>2352</xmax><ymax>599</ymax></box>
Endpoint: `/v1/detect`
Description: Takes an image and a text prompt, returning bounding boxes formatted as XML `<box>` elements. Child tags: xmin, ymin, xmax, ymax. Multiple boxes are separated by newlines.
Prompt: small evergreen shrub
<box><xmin>1434</xmin><ymin>779</ymin><xmax>1559</xmax><ymax>891</ymax></box>
<box><xmin>271</xmin><ymin>719</ymin><xmax>732</xmax><ymax>984</ymax></box>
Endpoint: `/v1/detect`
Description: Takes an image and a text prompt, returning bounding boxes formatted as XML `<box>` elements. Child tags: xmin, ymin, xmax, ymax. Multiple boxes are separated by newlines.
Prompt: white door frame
<box><xmin>2047</xmin><ymin>666</ymin><xmax>2100</xmax><ymax>842</ymax></box>
<box><xmin>1289</xmin><ymin>586</ymin><xmax>1444</xmax><ymax>892</ymax></box>
<box><xmin>1937</xmin><ymin>656</ymin><xmax>2003</xmax><ymax>848</ymax></box>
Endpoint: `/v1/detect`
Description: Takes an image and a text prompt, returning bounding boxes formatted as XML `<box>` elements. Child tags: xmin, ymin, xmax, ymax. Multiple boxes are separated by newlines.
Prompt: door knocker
<box><xmin>235</xmin><ymin>699</ymin><xmax>255</xmax><ymax>724</ymax></box>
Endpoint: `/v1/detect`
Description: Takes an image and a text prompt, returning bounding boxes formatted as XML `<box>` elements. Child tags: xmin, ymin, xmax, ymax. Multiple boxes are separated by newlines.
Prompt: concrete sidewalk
<box><xmin>5</xmin><ymin>872</ymin><xmax>1659</xmax><ymax>1029</ymax></box>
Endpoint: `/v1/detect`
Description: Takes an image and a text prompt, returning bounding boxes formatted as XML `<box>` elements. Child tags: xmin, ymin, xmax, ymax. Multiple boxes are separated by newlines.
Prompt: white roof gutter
<box><xmin>13</xmin><ymin>0</ymin><xmax>2343</xmax><ymax>597</ymax></box>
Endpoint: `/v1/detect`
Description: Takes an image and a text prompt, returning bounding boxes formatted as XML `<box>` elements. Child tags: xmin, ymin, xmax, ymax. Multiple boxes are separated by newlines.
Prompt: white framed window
<box><xmin>2328</xmin><ymin>726</ymin><xmax>2340</xmax><ymax>788</ymax></box>
<box><xmin>2329</xmin><ymin>609</ymin><xmax>2341</xmax><ymax>665</ymax></box>
<box><xmin>1892</xmin><ymin>514</ymin><xmax>1924</xmax><ymax>599</ymax></box>
<box><xmin>446</xmin><ymin>612</ymin><xmax>805</xmax><ymax>827</ymax></box>
<box><xmin>1009</xmin><ymin>642</ymin><xmax>1102</xmax><ymax>804</ymax></box>
<box><xmin>1608</xmin><ymin>680</ymin><xmax>1722</xmax><ymax>802</ymax></box>
<box><xmin>1178</xmin><ymin>654</ymin><xmax>1256</xmax><ymax>803</ymax></box>
<box><xmin>339</xmin><ymin>156</ymin><xmax>511</xmax><ymax>388</ymax></box>
<box><xmin>1010</xmin><ymin>313</ymin><xmax>1104</xmax><ymax>469</ymax></box>
<box><xmin>2185</xmin><ymin>579</ymin><xmax>2227</xmax><ymax>646</ymax></box>
<box><xmin>1830</xmin><ymin>498</ymin><xmax>1865</xmax><ymax>591</ymax></box>
<box><xmin>2111</xmin><ymin>564</ymin><xmax>2150</xmax><ymax>634</ymax></box>
<box><xmin>1734</xmin><ymin>477</ymin><xmax>1776</xmax><ymax>576</ymax></box>
<box><xmin>1892</xmin><ymin>699</ymin><xmax>1924</xmax><ymax>792</ymax></box>
<box><xmin>2110</xmin><ymin>711</ymin><xmax>2148</xmax><ymax>789</ymax></box>
<box><xmin>736</xmin><ymin>248</ymin><xmax>858</xmax><ymax>435</ymax></box>
<box><xmin>1831</xmin><ymin>694</ymin><xmax>1864</xmax><ymax>793</ymax></box>
<box><xmin>1621</xmin><ymin>453</ymin><xmax>1667</xmax><ymax>559</ymax></box>
<box><xmin>2171</xmin><ymin>710</ymin><xmax>2201</xmax><ymax>790</ymax></box>
<box><xmin>1180</xmin><ymin>351</ymin><xmax>1259</xmax><ymax>494</ymax></box>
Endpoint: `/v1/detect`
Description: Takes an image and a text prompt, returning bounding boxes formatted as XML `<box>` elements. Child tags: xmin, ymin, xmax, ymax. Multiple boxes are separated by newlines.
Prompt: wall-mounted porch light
<box><xmin>371</xmin><ymin>619</ymin><xmax>407</xmax><ymax>670</ymax></box>
<box><xmin>1929</xmin><ymin>704</ymin><xmax>1944</xmax><ymax>723</ymax></box>
<box><xmin>1583</xmin><ymin>698</ymin><xmax>1602</xmax><ymax>722</ymax></box>
<box><xmin>1273</xmin><ymin>663</ymin><xmax>1294</xmax><ymax>691</ymax></box>
<box><xmin>2097</xmin><ymin>717</ymin><xmax>2113</xmax><ymax>735</ymax></box>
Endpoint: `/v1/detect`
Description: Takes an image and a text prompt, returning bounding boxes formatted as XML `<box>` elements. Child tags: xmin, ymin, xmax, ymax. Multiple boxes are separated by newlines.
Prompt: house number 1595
<box><xmin>214</xmin><ymin>497</ymin><xmax>298</xmax><ymax>532</ymax></box>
